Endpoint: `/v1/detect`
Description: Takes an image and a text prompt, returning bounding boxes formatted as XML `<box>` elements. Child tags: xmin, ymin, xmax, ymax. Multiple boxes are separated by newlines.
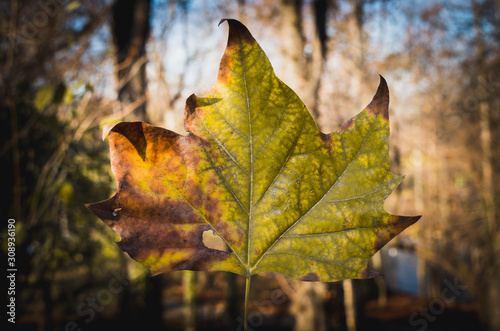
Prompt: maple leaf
<box><xmin>86</xmin><ymin>19</ymin><xmax>420</xmax><ymax>282</ymax></box>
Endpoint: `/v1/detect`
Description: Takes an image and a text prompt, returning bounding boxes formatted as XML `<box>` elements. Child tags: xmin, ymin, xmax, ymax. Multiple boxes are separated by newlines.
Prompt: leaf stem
<box><xmin>244</xmin><ymin>275</ymin><xmax>252</xmax><ymax>331</ymax></box>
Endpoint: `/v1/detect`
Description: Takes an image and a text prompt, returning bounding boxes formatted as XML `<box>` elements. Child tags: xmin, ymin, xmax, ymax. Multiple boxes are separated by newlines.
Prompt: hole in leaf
<box><xmin>202</xmin><ymin>230</ymin><xmax>228</xmax><ymax>252</ymax></box>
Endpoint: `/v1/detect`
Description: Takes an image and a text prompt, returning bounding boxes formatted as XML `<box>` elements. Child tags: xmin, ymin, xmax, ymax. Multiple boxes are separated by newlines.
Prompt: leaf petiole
<box><xmin>244</xmin><ymin>275</ymin><xmax>252</xmax><ymax>331</ymax></box>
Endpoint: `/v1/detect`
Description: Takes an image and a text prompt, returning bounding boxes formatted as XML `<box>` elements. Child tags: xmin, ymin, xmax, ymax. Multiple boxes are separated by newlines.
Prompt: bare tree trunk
<box><xmin>279</xmin><ymin>0</ymin><xmax>306</xmax><ymax>94</ymax></box>
<box><xmin>183</xmin><ymin>270</ymin><xmax>197</xmax><ymax>331</ymax></box>
<box><xmin>472</xmin><ymin>1</ymin><xmax>500</xmax><ymax>329</ymax></box>
<box><xmin>417</xmin><ymin>256</ymin><xmax>427</xmax><ymax>297</ymax></box>
<box><xmin>413</xmin><ymin>117</ymin><xmax>425</xmax><ymax>213</ymax></box>
<box><xmin>473</xmin><ymin>18</ymin><xmax>496</xmax><ymax>244</ymax></box>
<box><xmin>118</xmin><ymin>254</ymin><xmax>134</xmax><ymax>326</ymax></box>
<box><xmin>237</xmin><ymin>0</ymin><xmax>248</xmax><ymax>22</ymax></box>
<box><xmin>351</xmin><ymin>0</ymin><xmax>366</xmax><ymax>70</ymax></box>
<box><xmin>224</xmin><ymin>272</ymin><xmax>239</xmax><ymax>329</ymax></box>
<box><xmin>343</xmin><ymin>279</ymin><xmax>356</xmax><ymax>331</ymax></box>
<box><xmin>371</xmin><ymin>252</ymin><xmax>387</xmax><ymax>306</ymax></box>
<box><xmin>291</xmin><ymin>282</ymin><xmax>327</xmax><ymax>331</ymax></box>
<box><xmin>340</xmin><ymin>0</ymin><xmax>369</xmax><ymax>113</ymax></box>
<box><xmin>279</xmin><ymin>0</ymin><xmax>326</xmax><ymax>121</ymax></box>
<box><xmin>495</xmin><ymin>0</ymin><xmax>500</xmax><ymax>22</ymax></box>
<box><xmin>112</xmin><ymin>0</ymin><xmax>151</xmax><ymax>122</ymax></box>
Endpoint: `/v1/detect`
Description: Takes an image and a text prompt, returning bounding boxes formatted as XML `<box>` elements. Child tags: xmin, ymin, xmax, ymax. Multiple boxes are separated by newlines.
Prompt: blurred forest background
<box><xmin>1</xmin><ymin>0</ymin><xmax>500</xmax><ymax>330</ymax></box>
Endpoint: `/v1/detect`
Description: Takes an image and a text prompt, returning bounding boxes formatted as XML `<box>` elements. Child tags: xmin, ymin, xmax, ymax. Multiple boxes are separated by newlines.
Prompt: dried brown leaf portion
<box><xmin>87</xmin><ymin>122</ymin><xmax>246</xmax><ymax>276</ymax></box>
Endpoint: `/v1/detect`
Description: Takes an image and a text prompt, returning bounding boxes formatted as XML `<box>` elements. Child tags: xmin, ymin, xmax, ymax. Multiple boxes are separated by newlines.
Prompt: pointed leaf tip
<box><xmin>102</xmin><ymin>123</ymin><xmax>117</xmax><ymax>140</ymax></box>
<box><xmin>374</xmin><ymin>215</ymin><xmax>421</xmax><ymax>252</ymax></box>
<box><xmin>366</xmin><ymin>75</ymin><xmax>390</xmax><ymax>120</ymax></box>
<box><xmin>215</xmin><ymin>19</ymin><xmax>258</xmax><ymax>85</ymax></box>
<box><xmin>219</xmin><ymin>19</ymin><xmax>256</xmax><ymax>48</ymax></box>
<box><xmin>184</xmin><ymin>94</ymin><xmax>198</xmax><ymax>133</ymax></box>
<box><xmin>360</xmin><ymin>267</ymin><xmax>381</xmax><ymax>279</ymax></box>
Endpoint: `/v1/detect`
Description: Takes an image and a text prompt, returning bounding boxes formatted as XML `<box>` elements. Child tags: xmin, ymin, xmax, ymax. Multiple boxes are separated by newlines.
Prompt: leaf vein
<box><xmin>212</xmin><ymin>103</ymin><xmax>249</xmax><ymax>140</ymax></box>
<box><xmin>253</xmin><ymin>119</ymin><xmax>378</xmax><ymax>270</ymax></box>
<box><xmin>200</xmin><ymin>119</ymin><xmax>250</xmax><ymax>176</ymax></box>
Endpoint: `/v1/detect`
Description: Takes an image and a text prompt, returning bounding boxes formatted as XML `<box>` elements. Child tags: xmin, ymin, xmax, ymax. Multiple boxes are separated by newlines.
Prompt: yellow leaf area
<box><xmin>87</xmin><ymin>19</ymin><xmax>420</xmax><ymax>282</ymax></box>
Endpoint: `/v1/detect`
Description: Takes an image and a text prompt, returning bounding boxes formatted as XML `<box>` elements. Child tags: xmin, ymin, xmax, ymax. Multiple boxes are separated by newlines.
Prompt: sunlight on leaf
<box><xmin>87</xmin><ymin>19</ymin><xmax>420</xmax><ymax>282</ymax></box>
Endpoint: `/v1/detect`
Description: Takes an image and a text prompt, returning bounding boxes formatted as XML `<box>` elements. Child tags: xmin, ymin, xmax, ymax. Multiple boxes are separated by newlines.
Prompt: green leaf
<box><xmin>59</xmin><ymin>181</ymin><xmax>74</xmax><ymax>204</ymax></box>
<box><xmin>66</xmin><ymin>1</ymin><xmax>81</xmax><ymax>13</ymax></box>
<box><xmin>63</xmin><ymin>85</ymin><xmax>73</xmax><ymax>105</ymax></box>
<box><xmin>87</xmin><ymin>19</ymin><xmax>420</xmax><ymax>281</ymax></box>
<box><xmin>34</xmin><ymin>84</ymin><xmax>56</xmax><ymax>111</ymax></box>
